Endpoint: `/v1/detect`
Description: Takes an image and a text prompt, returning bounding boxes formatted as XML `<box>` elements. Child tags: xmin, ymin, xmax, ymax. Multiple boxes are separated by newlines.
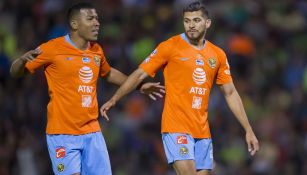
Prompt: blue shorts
<box><xmin>46</xmin><ymin>132</ymin><xmax>111</xmax><ymax>175</ymax></box>
<box><xmin>162</xmin><ymin>133</ymin><xmax>213</xmax><ymax>170</ymax></box>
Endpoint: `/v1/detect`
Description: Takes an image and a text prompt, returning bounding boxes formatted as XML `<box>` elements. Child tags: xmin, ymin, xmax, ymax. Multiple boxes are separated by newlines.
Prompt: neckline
<box><xmin>64</xmin><ymin>34</ymin><xmax>90</xmax><ymax>51</ymax></box>
<box><xmin>180</xmin><ymin>33</ymin><xmax>207</xmax><ymax>51</ymax></box>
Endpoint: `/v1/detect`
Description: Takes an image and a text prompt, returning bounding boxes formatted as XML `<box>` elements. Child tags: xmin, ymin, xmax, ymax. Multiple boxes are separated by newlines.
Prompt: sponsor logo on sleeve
<box><xmin>225</xmin><ymin>59</ymin><xmax>231</xmax><ymax>75</ymax></box>
<box><xmin>224</xmin><ymin>70</ymin><xmax>231</xmax><ymax>75</ymax></box>
<box><xmin>143</xmin><ymin>49</ymin><xmax>158</xmax><ymax>63</ymax></box>
<box><xmin>150</xmin><ymin>49</ymin><xmax>157</xmax><ymax>57</ymax></box>
<box><xmin>144</xmin><ymin>57</ymin><xmax>150</xmax><ymax>63</ymax></box>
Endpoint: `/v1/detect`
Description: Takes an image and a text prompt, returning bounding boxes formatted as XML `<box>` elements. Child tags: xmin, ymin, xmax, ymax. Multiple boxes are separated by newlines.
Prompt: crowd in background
<box><xmin>0</xmin><ymin>0</ymin><xmax>306</xmax><ymax>174</ymax></box>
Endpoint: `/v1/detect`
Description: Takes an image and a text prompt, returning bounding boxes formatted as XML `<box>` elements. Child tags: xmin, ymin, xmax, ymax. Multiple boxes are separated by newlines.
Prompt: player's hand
<box><xmin>140</xmin><ymin>82</ymin><xmax>165</xmax><ymax>100</ymax></box>
<box><xmin>245</xmin><ymin>130</ymin><xmax>259</xmax><ymax>156</ymax></box>
<box><xmin>20</xmin><ymin>49</ymin><xmax>42</xmax><ymax>62</ymax></box>
<box><xmin>100</xmin><ymin>99</ymin><xmax>116</xmax><ymax>122</ymax></box>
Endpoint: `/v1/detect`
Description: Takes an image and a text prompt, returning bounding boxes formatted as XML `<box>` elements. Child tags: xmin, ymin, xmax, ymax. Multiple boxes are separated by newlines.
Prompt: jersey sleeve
<box><xmin>139</xmin><ymin>41</ymin><xmax>171</xmax><ymax>77</ymax></box>
<box><xmin>99</xmin><ymin>50</ymin><xmax>111</xmax><ymax>77</ymax></box>
<box><xmin>25</xmin><ymin>42</ymin><xmax>54</xmax><ymax>74</ymax></box>
<box><xmin>216</xmin><ymin>49</ymin><xmax>233</xmax><ymax>85</ymax></box>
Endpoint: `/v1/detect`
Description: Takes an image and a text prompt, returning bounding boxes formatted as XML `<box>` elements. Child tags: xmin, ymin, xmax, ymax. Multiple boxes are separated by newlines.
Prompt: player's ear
<box><xmin>205</xmin><ymin>19</ymin><xmax>211</xmax><ymax>29</ymax></box>
<box><xmin>70</xmin><ymin>20</ymin><xmax>78</xmax><ymax>30</ymax></box>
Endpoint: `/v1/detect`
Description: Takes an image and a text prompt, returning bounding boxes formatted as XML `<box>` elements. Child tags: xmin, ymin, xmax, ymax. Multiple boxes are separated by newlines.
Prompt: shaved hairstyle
<box><xmin>67</xmin><ymin>2</ymin><xmax>95</xmax><ymax>26</ymax></box>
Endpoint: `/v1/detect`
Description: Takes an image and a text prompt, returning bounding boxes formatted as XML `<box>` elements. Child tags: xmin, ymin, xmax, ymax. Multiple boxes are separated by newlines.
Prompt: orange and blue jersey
<box><xmin>140</xmin><ymin>33</ymin><xmax>232</xmax><ymax>138</ymax></box>
<box><xmin>25</xmin><ymin>35</ymin><xmax>111</xmax><ymax>135</ymax></box>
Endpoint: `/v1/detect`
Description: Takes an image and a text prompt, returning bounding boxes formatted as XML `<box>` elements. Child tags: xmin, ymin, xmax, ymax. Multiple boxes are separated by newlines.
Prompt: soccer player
<box><xmin>100</xmin><ymin>1</ymin><xmax>259</xmax><ymax>175</ymax></box>
<box><xmin>10</xmin><ymin>2</ymin><xmax>164</xmax><ymax>175</ymax></box>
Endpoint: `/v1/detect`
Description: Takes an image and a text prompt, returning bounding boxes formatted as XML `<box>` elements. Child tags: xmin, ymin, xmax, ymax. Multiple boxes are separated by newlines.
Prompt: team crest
<box><xmin>208</xmin><ymin>57</ymin><xmax>216</xmax><ymax>68</ymax></box>
<box><xmin>179</xmin><ymin>146</ymin><xmax>189</xmax><ymax>156</ymax></box>
<box><xmin>93</xmin><ymin>55</ymin><xmax>100</xmax><ymax>66</ymax></box>
<box><xmin>57</xmin><ymin>164</ymin><xmax>65</xmax><ymax>172</ymax></box>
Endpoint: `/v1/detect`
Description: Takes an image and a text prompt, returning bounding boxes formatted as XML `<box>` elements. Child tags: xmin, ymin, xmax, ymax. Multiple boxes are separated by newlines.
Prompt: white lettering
<box><xmin>189</xmin><ymin>87</ymin><xmax>207</xmax><ymax>95</ymax></box>
<box><xmin>78</xmin><ymin>85</ymin><xmax>94</xmax><ymax>93</ymax></box>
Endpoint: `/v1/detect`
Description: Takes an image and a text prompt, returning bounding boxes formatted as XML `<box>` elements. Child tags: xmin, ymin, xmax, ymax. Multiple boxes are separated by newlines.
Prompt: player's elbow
<box><xmin>10</xmin><ymin>65</ymin><xmax>24</xmax><ymax>78</ymax></box>
<box><xmin>220</xmin><ymin>83</ymin><xmax>236</xmax><ymax>97</ymax></box>
<box><xmin>135</xmin><ymin>68</ymin><xmax>148</xmax><ymax>82</ymax></box>
<box><xmin>10</xmin><ymin>67</ymin><xmax>19</xmax><ymax>78</ymax></box>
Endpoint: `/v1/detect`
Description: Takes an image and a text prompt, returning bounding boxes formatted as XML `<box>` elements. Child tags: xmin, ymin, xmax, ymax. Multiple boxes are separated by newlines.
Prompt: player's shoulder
<box><xmin>166</xmin><ymin>34</ymin><xmax>183</xmax><ymax>44</ymax></box>
<box><xmin>49</xmin><ymin>36</ymin><xmax>65</xmax><ymax>45</ymax></box>
<box><xmin>36</xmin><ymin>37</ymin><xmax>63</xmax><ymax>52</ymax></box>
<box><xmin>206</xmin><ymin>40</ymin><xmax>226</xmax><ymax>56</ymax></box>
<box><xmin>39</xmin><ymin>36</ymin><xmax>65</xmax><ymax>49</ymax></box>
<box><xmin>158</xmin><ymin>34</ymin><xmax>182</xmax><ymax>49</ymax></box>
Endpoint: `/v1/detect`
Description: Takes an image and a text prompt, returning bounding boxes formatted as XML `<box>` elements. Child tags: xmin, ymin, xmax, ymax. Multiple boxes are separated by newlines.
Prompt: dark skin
<box><xmin>10</xmin><ymin>8</ymin><xmax>165</xmax><ymax>104</ymax></box>
<box><xmin>10</xmin><ymin>8</ymin><xmax>165</xmax><ymax>175</ymax></box>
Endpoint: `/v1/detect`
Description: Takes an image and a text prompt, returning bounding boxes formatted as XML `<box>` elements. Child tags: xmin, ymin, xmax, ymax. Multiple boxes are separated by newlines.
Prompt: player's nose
<box><xmin>94</xmin><ymin>19</ymin><xmax>100</xmax><ymax>26</ymax></box>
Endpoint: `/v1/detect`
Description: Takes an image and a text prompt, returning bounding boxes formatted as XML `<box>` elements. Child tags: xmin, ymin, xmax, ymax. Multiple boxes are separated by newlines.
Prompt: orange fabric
<box><xmin>140</xmin><ymin>34</ymin><xmax>232</xmax><ymax>138</ymax></box>
<box><xmin>25</xmin><ymin>36</ymin><xmax>111</xmax><ymax>135</ymax></box>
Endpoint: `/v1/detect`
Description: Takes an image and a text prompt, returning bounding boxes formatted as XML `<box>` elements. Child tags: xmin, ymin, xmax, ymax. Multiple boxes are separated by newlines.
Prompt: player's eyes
<box><xmin>87</xmin><ymin>17</ymin><xmax>95</xmax><ymax>20</ymax></box>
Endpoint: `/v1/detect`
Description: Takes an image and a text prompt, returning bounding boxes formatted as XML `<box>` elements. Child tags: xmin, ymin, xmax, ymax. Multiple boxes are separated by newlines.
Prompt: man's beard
<box><xmin>185</xmin><ymin>30</ymin><xmax>206</xmax><ymax>44</ymax></box>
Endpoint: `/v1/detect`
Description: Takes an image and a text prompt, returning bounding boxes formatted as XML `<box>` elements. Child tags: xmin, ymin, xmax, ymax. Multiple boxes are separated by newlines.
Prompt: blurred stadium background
<box><xmin>0</xmin><ymin>0</ymin><xmax>306</xmax><ymax>174</ymax></box>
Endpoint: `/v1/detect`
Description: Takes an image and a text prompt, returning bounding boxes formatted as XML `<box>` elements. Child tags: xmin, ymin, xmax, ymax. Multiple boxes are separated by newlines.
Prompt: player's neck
<box><xmin>186</xmin><ymin>32</ymin><xmax>206</xmax><ymax>50</ymax></box>
<box><xmin>189</xmin><ymin>37</ymin><xmax>206</xmax><ymax>50</ymax></box>
<box><xmin>69</xmin><ymin>33</ymin><xmax>89</xmax><ymax>50</ymax></box>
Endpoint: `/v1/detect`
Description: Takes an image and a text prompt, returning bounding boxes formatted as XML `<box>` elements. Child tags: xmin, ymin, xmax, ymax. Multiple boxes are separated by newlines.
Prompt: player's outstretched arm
<box><xmin>100</xmin><ymin>68</ymin><xmax>151</xmax><ymax>120</ymax></box>
<box><xmin>106</xmin><ymin>68</ymin><xmax>128</xmax><ymax>86</ymax></box>
<box><xmin>106</xmin><ymin>68</ymin><xmax>165</xmax><ymax>100</ymax></box>
<box><xmin>219</xmin><ymin>82</ymin><xmax>259</xmax><ymax>156</ymax></box>
<box><xmin>10</xmin><ymin>49</ymin><xmax>41</xmax><ymax>77</ymax></box>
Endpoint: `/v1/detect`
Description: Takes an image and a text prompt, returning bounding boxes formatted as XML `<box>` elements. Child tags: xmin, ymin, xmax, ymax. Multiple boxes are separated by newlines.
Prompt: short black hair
<box><xmin>67</xmin><ymin>2</ymin><xmax>95</xmax><ymax>22</ymax></box>
<box><xmin>183</xmin><ymin>1</ymin><xmax>209</xmax><ymax>18</ymax></box>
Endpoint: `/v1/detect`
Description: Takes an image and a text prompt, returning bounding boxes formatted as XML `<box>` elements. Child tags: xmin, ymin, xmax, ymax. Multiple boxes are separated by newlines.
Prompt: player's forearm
<box><xmin>110</xmin><ymin>69</ymin><xmax>145</xmax><ymax>103</ymax></box>
<box><xmin>224</xmin><ymin>91</ymin><xmax>253</xmax><ymax>132</ymax></box>
<box><xmin>10</xmin><ymin>58</ymin><xmax>27</xmax><ymax>77</ymax></box>
<box><xmin>106</xmin><ymin>68</ymin><xmax>127</xmax><ymax>86</ymax></box>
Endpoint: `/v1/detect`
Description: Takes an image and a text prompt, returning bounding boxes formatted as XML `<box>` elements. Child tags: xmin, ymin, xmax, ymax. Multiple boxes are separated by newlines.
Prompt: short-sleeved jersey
<box><xmin>26</xmin><ymin>35</ymin><xmax>111</xmax><ymax>135</ymax></box>
<box><xmin>140</xmin><ymin>33</ymin><xmax>232</xmax><ymax>138</ymax></box>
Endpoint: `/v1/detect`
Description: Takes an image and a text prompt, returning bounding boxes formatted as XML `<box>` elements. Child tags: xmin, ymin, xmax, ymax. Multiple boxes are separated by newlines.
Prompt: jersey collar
<box><xmin>180</xmin><ymin>33</ymin><xmax>206</xmax><ymax>50</ymax></box>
